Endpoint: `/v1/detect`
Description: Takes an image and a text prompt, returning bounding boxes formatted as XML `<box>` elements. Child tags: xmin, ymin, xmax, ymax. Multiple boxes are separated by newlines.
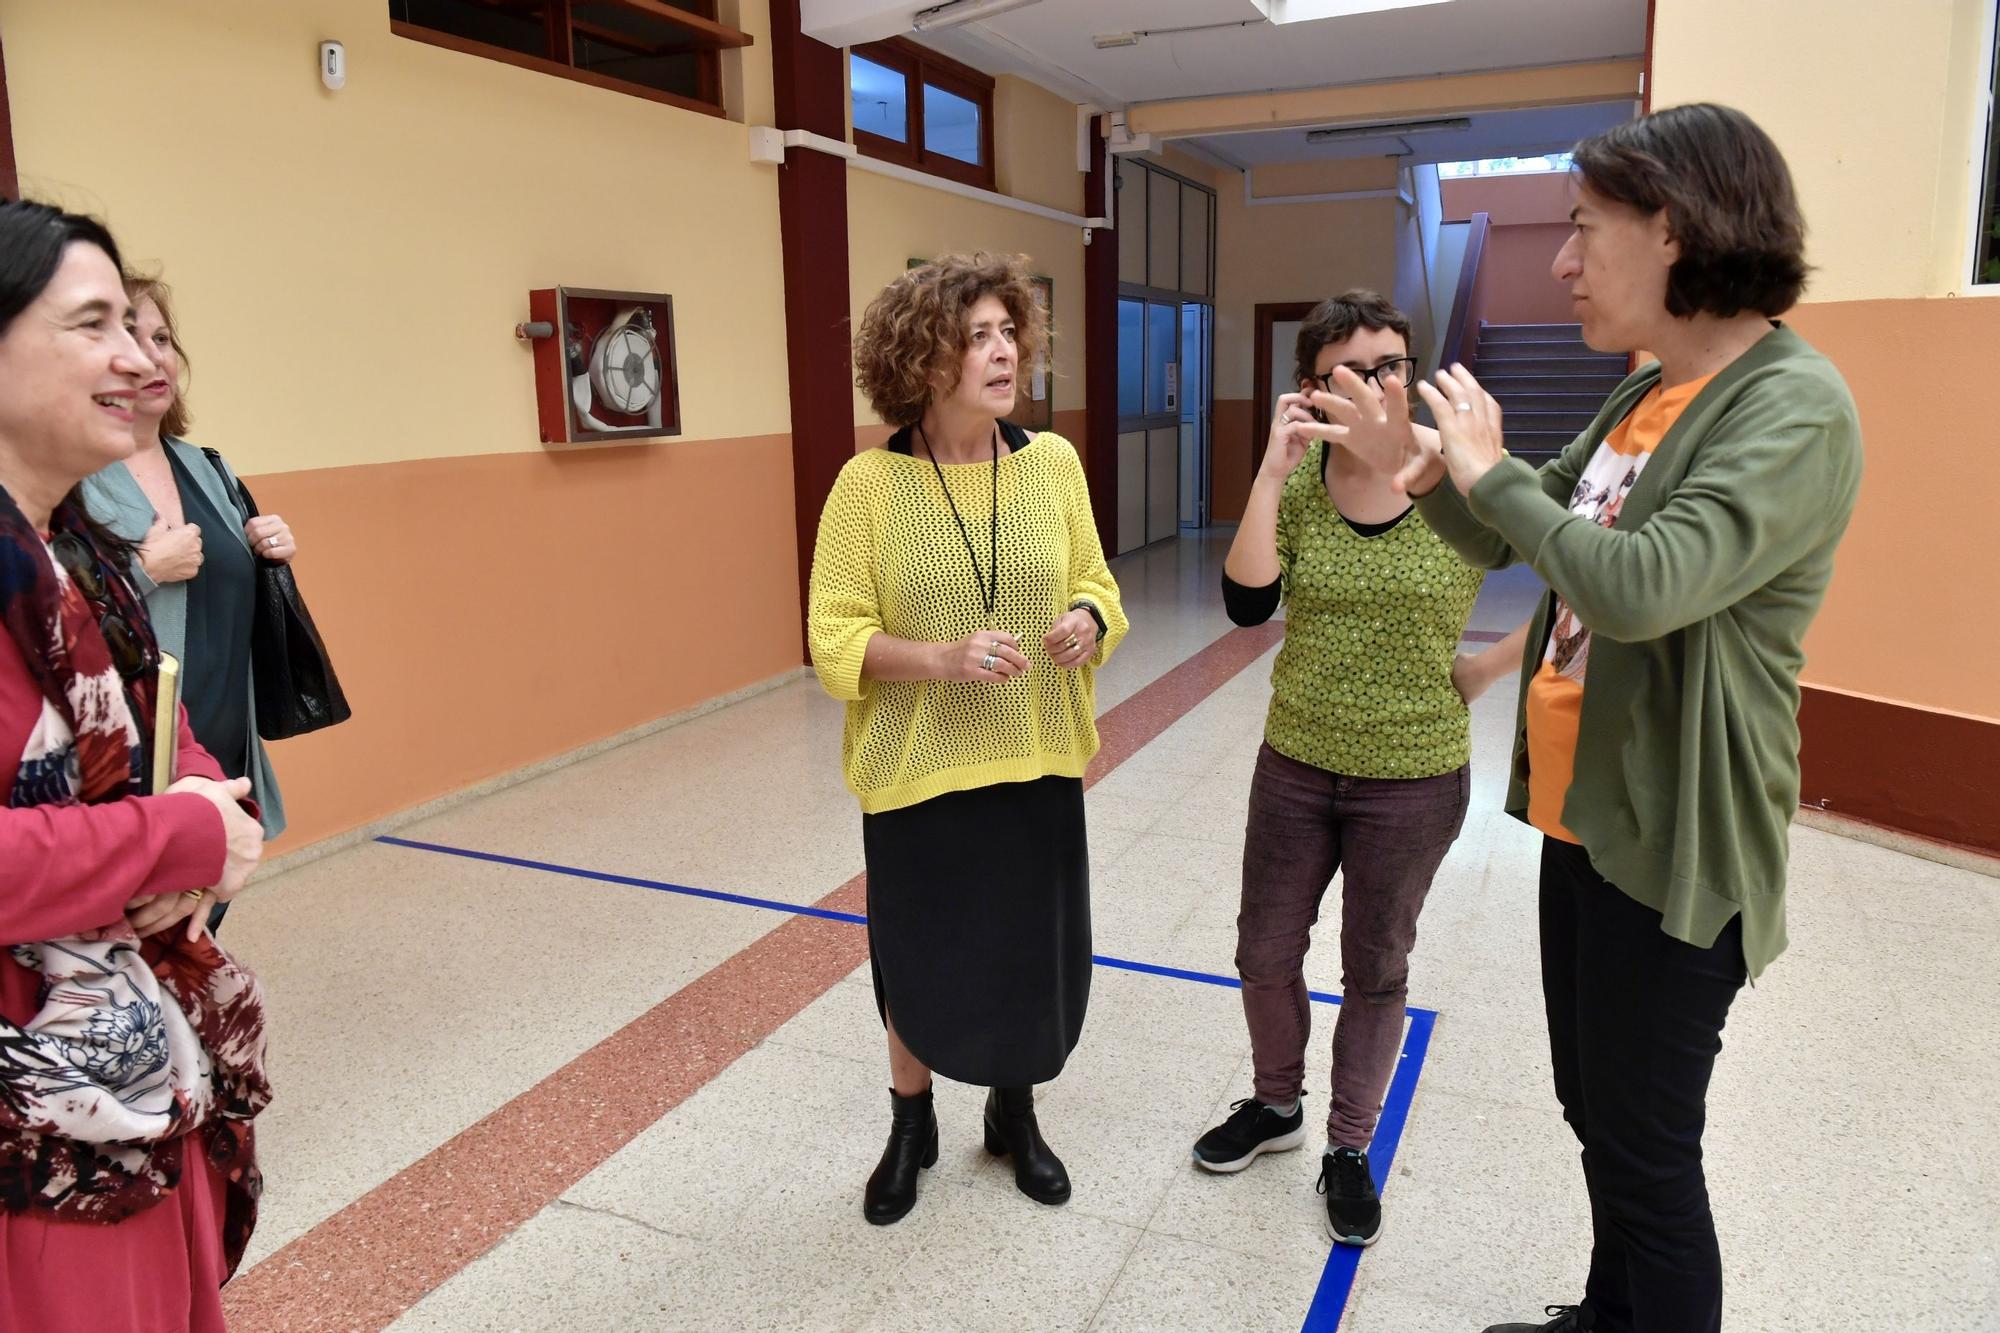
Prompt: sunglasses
<box><xmin>50</xmin><ymin>532</ymin><xmax>152</xmax><ymax>683</ymax></box>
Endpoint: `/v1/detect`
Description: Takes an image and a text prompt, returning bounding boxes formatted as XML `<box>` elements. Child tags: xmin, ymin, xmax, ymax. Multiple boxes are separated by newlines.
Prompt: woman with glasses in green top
<box><xmin>1190</xmin><ymin>290</ymin><xmax>1524</xmax><ymax>1247</ymax></box>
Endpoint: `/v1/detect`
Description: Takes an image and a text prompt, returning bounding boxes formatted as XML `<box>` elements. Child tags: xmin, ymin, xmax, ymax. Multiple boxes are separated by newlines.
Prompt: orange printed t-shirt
<box><xmin>1525</xmin><ymin>372</ymin><xmax>1716</xmax><ymax>842</ymax></box>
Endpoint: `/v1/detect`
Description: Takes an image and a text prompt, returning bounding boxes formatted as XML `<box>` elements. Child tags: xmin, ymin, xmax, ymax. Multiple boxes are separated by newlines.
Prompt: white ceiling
<box><xmin>917</xmin><ymin>0</ymin><xmax>1647</xmax><ymax>119</ymax></box>
<box><xmin>1189</xmin><ymin>98</ymin><xmax>1635</xmax><ymax>166</ymax></box>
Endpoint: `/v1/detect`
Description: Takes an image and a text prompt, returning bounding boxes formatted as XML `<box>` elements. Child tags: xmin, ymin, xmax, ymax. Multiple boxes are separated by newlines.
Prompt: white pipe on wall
<box><xmin>755</xmin><ymin>126</ymin><xmax>1109</xmax><ymax>236</ymax></box>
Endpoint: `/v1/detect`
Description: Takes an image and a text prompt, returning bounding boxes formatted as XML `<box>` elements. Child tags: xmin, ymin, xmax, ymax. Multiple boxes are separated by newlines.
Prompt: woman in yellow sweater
<box><xmin>808</xmin><ymin>253</ymin><xmax>1126</xmax><ymax>1227</ymax></box>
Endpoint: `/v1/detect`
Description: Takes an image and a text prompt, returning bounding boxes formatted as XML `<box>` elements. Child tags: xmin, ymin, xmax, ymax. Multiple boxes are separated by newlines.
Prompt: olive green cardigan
<box><xmin>1417</xmin><ymin>325</ymin><xmax>1861</xmax><ymax>976</ymax></box>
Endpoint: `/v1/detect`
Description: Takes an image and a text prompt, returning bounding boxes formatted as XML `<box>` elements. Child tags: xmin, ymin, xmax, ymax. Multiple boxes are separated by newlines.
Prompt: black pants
<box><xmin>1540</xmin><ymin>838</ymin><xmax>1747</xmax><ymax>1333</ymax></box>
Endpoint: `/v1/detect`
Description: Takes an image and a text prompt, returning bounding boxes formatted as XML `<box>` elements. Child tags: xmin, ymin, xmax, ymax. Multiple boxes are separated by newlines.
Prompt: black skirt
<box><xmin>862</xmin><ymin>775</ymin><xmax>1091</xmax><ymax>1087</ymax></box>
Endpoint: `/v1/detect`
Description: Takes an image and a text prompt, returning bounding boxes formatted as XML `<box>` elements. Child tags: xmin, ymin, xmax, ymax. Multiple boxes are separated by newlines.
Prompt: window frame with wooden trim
<box><xmin>848</xmin><ymin>37</ymin><xmax>996</xmax><ymax>192</ymax></box>
<box><xmin>388</xmin><ymin>0</ymin><xmax>752</xmax><ymax>119</ymax></box>
<box><xmin>1971</xmin><ymin>0</ymin><xmax>2000</xmax><ymax>288</ymax></box>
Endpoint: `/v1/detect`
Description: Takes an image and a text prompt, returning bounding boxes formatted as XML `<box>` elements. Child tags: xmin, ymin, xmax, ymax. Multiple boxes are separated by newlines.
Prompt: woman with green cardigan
<box><xmin>1329</xmin><ymin>105</ymin><xmax>1861</xmax><ymax>1333</ymax></box>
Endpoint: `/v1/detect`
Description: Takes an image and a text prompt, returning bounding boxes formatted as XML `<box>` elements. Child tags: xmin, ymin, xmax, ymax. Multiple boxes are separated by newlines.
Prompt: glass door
<box><xmin>1113</xmin><ymin>155</ymin><xmax>1217</xmax><ymax>554</ymax></box>
<box><xmin>1179</xmin><ymin>302</ymin><xmax>1212</xmax><ymax>530</ymax></box>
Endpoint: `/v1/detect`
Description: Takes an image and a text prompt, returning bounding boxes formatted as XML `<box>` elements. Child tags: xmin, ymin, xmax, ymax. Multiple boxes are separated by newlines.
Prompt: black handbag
<box><xmin>202</xmin><ymin>449</ymin><xmax>352</xmax><ymax>740</ymax></box>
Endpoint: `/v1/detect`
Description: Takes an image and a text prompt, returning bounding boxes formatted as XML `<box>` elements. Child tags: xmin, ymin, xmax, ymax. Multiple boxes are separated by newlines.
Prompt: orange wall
<box><xmin>1782</xmin><ymin>297</ymin><xmax>1999</xmax><ymax>721</ymax></box>
<box><xmin>1472</xmin><ymin>222</ymin><xmax>1576</xmax><ymax>327</ymax></box>
<box><xmin>251</xmin><ymin>436</ymin><xmax>802</xmax><ymax>849</ymax></box>
<box><xmin>1441</xmin><ymin>172</ymin><xmax>1573</xmax><ymax>226</ymax></box>
<box><xmin>1444</xmin><ymin>177</ymin><xmax>1577</xmax><ymax>328</ymax></box>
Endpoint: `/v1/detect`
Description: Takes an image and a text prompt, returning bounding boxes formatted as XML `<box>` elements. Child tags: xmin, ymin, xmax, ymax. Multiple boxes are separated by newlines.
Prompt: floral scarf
<box><xmin>0</xmin><ymin>488</ymin><xmax>270</xmax><ymax>1276</ymax></box>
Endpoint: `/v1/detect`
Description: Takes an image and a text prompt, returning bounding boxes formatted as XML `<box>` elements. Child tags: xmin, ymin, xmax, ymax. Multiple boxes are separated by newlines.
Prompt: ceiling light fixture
<box><xmin>1251</xmin><ymin>0</ymin><xmax>1450</xmax><ymax>23</ymax></box>
<box><xmin>1090</xmin><ymin>18</ymin><xmax>1265</xmax><ymax>49</ymax></box>
<box><xmin>1305</xmin><ymin>116</ymin><xmax>1470</xmax><ymax>142</ymax></box>
<box><xmin>911</xmin><ymin>0</ymin><xmax>1041</xmax><ymax>33</ymax></box>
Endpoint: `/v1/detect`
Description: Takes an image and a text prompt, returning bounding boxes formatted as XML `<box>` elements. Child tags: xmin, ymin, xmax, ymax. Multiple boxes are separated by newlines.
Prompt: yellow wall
<box><xmin>847</xmin><ymin>75</ymin><xmax>1089</xmax><ymax>435</ymax></box>
<box><xmin>8</xmin><ymin>0</ymin><xmax>790</xmax><ymax>473</ymax></box>
<box><xmin>1652</xmin><ymin>0</ymin><xmax>1999</xmax><ymax>722</ymax></box>
<box><xmin>1214</xmin><ymin>174</ymin><xmax>1400</xmax><ymax>402</ymax></box>
<box><xmin>995</xmin><ymin>75</ymin><xmax>1086</xmax><ymax>216</ymax></box>
<box><xmin>1652</xmin><ymin>0</ymin><xmax>1991</xmax><ymax>303</ymax></box>
<box><xmin>6</xmin><ymin>0</ymin><xmax>809</xmax><ymax>851</ymax></box>
<box><xmin>1147</xmin><ymin>147</ymin><xmax>1399</xmax><ymax>520</ymax></box>
<box><xmin>1126</xmin><ymin>60</ymin><xmax>1642</xmax><ymax>140</ymax></box>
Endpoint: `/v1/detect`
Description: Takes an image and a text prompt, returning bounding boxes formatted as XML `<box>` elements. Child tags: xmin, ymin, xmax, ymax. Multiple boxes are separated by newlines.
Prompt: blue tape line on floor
<box><xmin>374</xmin><ymin>835</ymin><xmax>1426</xmax><ymax>1015</ymax></box>
<box><xmin>1088</xmin><ymin>952</ymin><xmax>1347</xmax><ymax>1007</ymax></box>
<box><xmin>374</xmin><ymin>835</ymin><xmax>872</xmax><ymax>925</ymax></box>
<box><xmin>377</xmin><ymin>832</ymin><xmax>1438</xmax><ymax>1330</ymax></box>
<box><xmin>1300</xmin><ymin>1006</ymin><xmax>1438</xmax><ymax>1332</ymax></box>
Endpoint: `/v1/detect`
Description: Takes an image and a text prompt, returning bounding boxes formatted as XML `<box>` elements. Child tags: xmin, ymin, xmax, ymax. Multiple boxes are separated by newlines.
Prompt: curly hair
<box><xmin>126</xmin><ymin>273</ymin><xmax>194</xmax><ymax>438</ymax></box>
<box><xmin>1571</xmin><ymin>103</ymin><xmax>1809</xmax><ymax>319</ymax></box>
<box><xmin>854</xmin><ymin>252</ymin><xmax>1050</xmax><ymax>428</ymax></box>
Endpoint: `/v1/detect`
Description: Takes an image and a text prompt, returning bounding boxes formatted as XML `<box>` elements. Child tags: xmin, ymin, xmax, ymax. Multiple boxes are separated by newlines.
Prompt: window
<box><xmin>850</xmin><ymin>55</ymin><xmax>908</xmax><ymax>142</ymax></box>
<box><xmin>389</xmin><ymin>0</ymin><xmax>752</xmax><ymax>118</ymax></box>
<box><xmin>848</xmin><ymin>38</ymin><xmax>995</xmax><ymax>191</ymax></box>
<box><xmin>1437</xmin><ymin>152</ymin><xmax>1575</xmax><ymax>178</ymax></box>
<box><xmin>1976</xmin><ymin>15</ymin><xmax>2000</xmax><ymax>284</ymax></box>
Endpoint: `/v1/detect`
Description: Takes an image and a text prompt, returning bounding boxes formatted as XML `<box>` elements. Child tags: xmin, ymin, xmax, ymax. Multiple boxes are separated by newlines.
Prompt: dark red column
<box><xmin>1082</xmin><ymin>115</ymin><xmax>1118</xmax><ymax>555</ymax></box>
<box><xmin>770</xmin><ymin>0</ymin><xmax>855</xmax><ymax>657</ymax></box>
<box><xmin>1</xmin><ymin>29</ymin><xmax>19</xmax><ymax>200</ymax></box>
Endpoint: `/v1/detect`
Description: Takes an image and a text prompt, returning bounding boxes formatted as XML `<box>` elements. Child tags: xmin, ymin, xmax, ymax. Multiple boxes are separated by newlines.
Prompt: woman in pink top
<box><xmin>0</xmin><ymin>199</ymin><xmax>272</xmax><ymax>1331</ymax></box>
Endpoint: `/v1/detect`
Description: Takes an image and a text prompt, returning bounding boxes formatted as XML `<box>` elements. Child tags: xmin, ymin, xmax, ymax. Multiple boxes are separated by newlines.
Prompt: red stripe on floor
<box><xmin>222</xmin><ymin>623</ymin><xmax>1285</xmax><ymax>1330</ymax></box>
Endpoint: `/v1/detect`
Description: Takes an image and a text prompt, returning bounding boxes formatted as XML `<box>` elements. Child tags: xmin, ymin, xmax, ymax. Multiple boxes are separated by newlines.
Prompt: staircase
<box><xmin>1471</xmin><ymin>323</ymin><xmax>1628</xmax><ymax>466</ymax></box>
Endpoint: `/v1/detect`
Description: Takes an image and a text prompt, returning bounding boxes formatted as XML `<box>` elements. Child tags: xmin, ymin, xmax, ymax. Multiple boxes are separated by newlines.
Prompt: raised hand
<box><xmin>139</xmin><ymin>518</ymin><xmax>203</xmax><ymax>584</ymax></box>
<box><xmin>1258</xmin><ymin>393</ymin><xmax>1318</xmax><ymax>484</ymax></box>
<box><xmin>1302</xmin><ymin>365</ymin><xmax>1420</xmax><ymax>478</ymax></box>
<box><xmin>1413</xmin><ymin>364</ymin><xmax>1508</xmax><ymax>495</ymax></box>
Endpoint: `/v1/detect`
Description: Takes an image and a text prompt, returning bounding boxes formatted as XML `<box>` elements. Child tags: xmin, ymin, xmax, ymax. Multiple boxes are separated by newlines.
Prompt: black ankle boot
<box><xmin>863</xmin><ymin>1086</ymin><xmax>938</xmax><ymax>1225</ymax></box>
<box><xmin>983</xmin><ymin>1086</ymin><xmax>1070</xmax><ymax>1205</ymax></box>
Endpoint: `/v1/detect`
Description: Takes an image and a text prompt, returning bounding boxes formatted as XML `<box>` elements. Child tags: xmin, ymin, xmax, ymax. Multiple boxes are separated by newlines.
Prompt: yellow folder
<box><xmin>151</xmin><ymin>652</ymin><xmax>180</xmax><ymax>795</ymax></box>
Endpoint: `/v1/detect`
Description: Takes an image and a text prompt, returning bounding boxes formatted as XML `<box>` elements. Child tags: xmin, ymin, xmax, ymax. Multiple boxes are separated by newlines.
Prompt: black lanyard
<box><xmin>917</xmin><ymin>422</ymin><xmax>999</xmax><ymax>628</ymax></box>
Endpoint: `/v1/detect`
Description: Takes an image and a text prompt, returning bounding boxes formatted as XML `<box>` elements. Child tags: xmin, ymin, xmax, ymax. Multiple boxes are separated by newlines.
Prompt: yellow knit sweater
<box><xmin>807</xmin><ymin>432</ymin><xmax>1127</xmax><ymax>814</ymax></box>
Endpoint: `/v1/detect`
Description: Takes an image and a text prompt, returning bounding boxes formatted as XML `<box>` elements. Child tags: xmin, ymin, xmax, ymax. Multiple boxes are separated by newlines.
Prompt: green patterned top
<box><xmin>1267</xmin><ymin>443</ymin><xmax>1485</xmax><ymax>778</ymax></box>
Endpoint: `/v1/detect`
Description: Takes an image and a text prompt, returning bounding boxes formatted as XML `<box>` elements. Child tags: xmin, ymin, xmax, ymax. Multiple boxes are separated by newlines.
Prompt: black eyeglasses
<box><xmin>1308</xmin><ymin>357</ymin><xmax>1420</xmax><ymax>395</ymax></box>
<box><xmin>50</xmin><ymin>532</ymin><xmax>152</xmax><ymax>683</ymax></box>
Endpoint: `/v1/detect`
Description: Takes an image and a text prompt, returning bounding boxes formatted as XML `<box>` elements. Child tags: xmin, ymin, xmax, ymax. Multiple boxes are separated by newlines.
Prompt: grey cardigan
<box><xmin>81</xmin><ymin>440</ymin><xmax>288</xmax><ymax>839</ymax></box>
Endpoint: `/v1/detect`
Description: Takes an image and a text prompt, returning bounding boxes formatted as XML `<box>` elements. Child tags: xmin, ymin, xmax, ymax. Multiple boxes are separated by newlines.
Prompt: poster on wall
<box><xmin>1020</xmin><ymin>274</ymin><xmax>1054</xmax><ymax>433</ymax></box>
<box><xmin>905</xmin><ymin>259</ymin><xmax>1054</xmax><ymax>433</ymax></box>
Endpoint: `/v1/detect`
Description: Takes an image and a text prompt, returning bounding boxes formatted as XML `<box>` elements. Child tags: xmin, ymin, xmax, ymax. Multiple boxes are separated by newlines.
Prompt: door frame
<box><xmin>1178</xmin><ymin>300</ymin><xmax>1214</xmax><ymax>530</ymax></box>
<box><xmin>1250</xmin><ymin>301</ymin><xmax>1317</xmax><ymax>479</ymax></box>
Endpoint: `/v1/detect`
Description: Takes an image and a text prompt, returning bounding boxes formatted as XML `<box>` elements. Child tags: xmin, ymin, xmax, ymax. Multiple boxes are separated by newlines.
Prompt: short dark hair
<box><xmin>0</xmin><ymin>199</ymin><xmax>137</xmax><ymax>564</ymax></box>
<box><xmin>1571</xmin><ymin>103</ymin><xmax>1808</xmax><ymax>319</ymax></box>
<box><xmin>1294</xmin><ymin>289</ymin><xmax>1412</xmax><ymax>387</ymax></box>
<box><xmin>0</xmin><ymin>198</ymin><xmax>126</xmax><ymax>337</ymax></box>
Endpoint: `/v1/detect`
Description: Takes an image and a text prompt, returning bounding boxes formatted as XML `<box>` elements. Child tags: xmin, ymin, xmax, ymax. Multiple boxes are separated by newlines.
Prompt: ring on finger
<box><xmin>981</xmin><ymin>652</ymin><xmax>997</xmax><ymax>672</ymax></box>
<box><xmin>1454</xmin><ymin>401</ymin><xmax>1474</xmax><ymax>413</ymax></box>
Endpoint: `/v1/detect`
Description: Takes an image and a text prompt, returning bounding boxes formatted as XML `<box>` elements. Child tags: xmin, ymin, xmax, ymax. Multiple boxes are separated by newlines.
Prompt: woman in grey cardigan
<box><xmin>83</xmin><ymin>278</ymin><xmax>291</xmax><ymax>922</ymax></box>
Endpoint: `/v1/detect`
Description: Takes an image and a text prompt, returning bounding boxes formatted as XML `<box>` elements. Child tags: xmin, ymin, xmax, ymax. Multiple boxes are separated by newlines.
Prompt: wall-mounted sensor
<box><xmin>319</xmin><ymin>40</ymin><xmax>346</xmax><ymax>91</ymax></box>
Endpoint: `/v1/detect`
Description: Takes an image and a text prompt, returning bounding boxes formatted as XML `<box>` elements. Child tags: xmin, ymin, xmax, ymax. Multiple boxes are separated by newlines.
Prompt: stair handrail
<box><xmin>1439</xmin><ymin>210</ymin><xmax>1490</xmax><ymax>377</ymax></box>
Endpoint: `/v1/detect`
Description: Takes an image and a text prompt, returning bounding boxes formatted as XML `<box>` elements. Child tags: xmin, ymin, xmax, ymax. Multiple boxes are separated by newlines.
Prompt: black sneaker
<box><xmin>1191</xmin><ymin>1097</ymin><xmax>1307</xmax><ymax>1173</ymax></box>
<box><xmin>1316</xmin><ymin>1147</ymin><xmax>1381</xmax><ymax>1247</ymax></box>
<box><xmin>1481</xmin><ymin>1306</ymin><xmax>1589</xmax><ymax>1332</ymax></box>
